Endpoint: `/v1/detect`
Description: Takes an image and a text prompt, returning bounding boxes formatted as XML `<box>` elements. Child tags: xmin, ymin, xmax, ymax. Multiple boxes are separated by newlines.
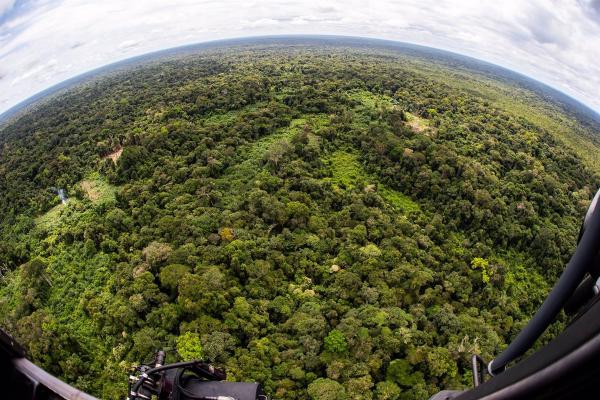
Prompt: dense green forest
<box><xmin>1</xmin><ymin>40</ymin><xmax>599</xmax><ymax>399</ymax></box>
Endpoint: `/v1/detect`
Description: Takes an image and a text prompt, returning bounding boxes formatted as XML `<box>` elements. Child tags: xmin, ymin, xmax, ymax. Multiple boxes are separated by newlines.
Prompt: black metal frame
<box><xmin>455</xmin><ymin>295</ymin><xmax>600</xmax><ymax>399</ymax></box>
<box><xmin>0</xmin><ymin>329</ymin><xmax>98</xmax><ymax>400</ymax></box>
<box><xmin>488</xmin><ymin>197</ymin><xmax>600</xmax><ymax>375</ymax></box>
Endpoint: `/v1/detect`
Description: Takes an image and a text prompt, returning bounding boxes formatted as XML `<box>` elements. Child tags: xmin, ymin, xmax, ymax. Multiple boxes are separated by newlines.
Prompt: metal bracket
<box><xmin>471</xmin><ymin>354</ymin><xmax>487</xmax><ymax>387</ymax></box>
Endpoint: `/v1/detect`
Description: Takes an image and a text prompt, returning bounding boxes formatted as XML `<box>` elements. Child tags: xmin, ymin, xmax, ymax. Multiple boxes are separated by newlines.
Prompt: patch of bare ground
<box><xmin>105</xmin><ymin>146</ymin><xmax>123</xmax><ymax>164</ymax></box>
<box><xmin>406</xmin><ymin>112</ymin><xmax>432</xmax><ymax>134</ymax></box>
<box><xmin>80</xmin><ymin>180</ymin><xmax>101</xmax><ymax>202</ymax></box>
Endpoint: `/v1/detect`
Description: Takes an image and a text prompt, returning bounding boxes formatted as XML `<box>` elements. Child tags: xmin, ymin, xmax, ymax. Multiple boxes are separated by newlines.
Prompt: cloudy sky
<box><xmin>0</xmin><ymin>0</ymin><xmax>599</xmax><ymax>115</ymax></box>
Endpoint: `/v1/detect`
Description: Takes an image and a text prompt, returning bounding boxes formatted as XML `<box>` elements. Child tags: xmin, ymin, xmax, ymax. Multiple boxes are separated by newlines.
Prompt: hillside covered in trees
<box><xmin>1</xmin><ymin>37</ymin><xmax>599</xmax><ymax>399</ymax></box>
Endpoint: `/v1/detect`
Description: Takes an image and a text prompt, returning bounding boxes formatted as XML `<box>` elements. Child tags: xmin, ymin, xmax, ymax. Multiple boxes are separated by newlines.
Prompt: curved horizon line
<box><xmin>1</xmin><ymin>34</ymin><xmax>599</xmax><ymax>125</ymax></box>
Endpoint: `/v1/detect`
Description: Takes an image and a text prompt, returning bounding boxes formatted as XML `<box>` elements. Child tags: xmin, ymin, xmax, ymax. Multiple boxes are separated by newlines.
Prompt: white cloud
<box><xmin>0</xmin><ymin>0</ymin><xmax>16</xmax><ymax>16</ymax></box>
<box><xmin>10</xmin><ymin>57</ymin><xmax>58</xmax><ymax>86</ymax></box>
<box><xmin>0</xmin><ymin>0</ymin><xmax>599</xmax><ymax>115</ymax></box>
<box><xmin>118</xmin><ymin>40</ymin><xmax>141</xmax><ymax>50</ymax></box>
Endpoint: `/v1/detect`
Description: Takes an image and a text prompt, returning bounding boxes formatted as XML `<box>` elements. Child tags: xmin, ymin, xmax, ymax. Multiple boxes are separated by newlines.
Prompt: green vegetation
<box><xmin>327</xmin><ymin>151</ymin><xmax>419</xmax><ymax>212</ymax></box>
<box><xmin>35</xmin><ymin>203</ymin><xmax>68</xmax><ymax>232</ymax></box>
<box><xmin>347</xmin><ymin>89</ymin><xmax>394</xmax><ymax>109</ymax></box>
<box><xmin>323</xmin><ymin>329</ymin><xmax>348</xmax><ymax>354</ymax></box>
<box><xmin>470</xmin><ymin>257</ymin><xmax>490</xmax><ymax>284</ymax></box>
<box><xmin>177</xmin><ymin>331</ymin><xmax>204</xmax><ymax>361</ymax></box>
<box><xmin>389</xmin><ymin>51</ymin><xmax>600</xmax><ymax>170</ymax></box>
<box><xmin>0</xmin><ymin>42</ymin><xmax>599</xmax><ymax>399</ymax></box>
<box><xmin>328</xmin><ymin>150</ymin><xmax>365</xmax><ymax>189</ymax></box>
<box><xmin>79</xmin><ymin>173</ymin><xmax>117</xmax><ymax>204</ymax></box>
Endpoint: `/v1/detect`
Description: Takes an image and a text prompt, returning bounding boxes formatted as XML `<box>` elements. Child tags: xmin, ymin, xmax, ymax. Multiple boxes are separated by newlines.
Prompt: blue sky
<box><xmin>0</xmin><ymin>0</ymin><xmax>599</xmax><ymax>114</ymax></box>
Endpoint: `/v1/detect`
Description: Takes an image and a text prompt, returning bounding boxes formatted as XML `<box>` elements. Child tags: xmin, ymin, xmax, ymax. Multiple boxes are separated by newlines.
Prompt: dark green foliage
<box><xmin>159</xmin><ymin>264</ymin><xmax>190</xmax><ymax>293</ymax></box>
<box><xmin>0</xmin><ymin>43</ymin><xmax>599</xmax><ymax>399</ymax></box>
<box><xmin>386</xmin><ymin>359</ymin><xmax>424</xmax><ymax>388</ymax></box>
<box><xmin>17</xmin><ymin>258</ymin><xmax>50</xmax><ymax>316</ymax></box>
